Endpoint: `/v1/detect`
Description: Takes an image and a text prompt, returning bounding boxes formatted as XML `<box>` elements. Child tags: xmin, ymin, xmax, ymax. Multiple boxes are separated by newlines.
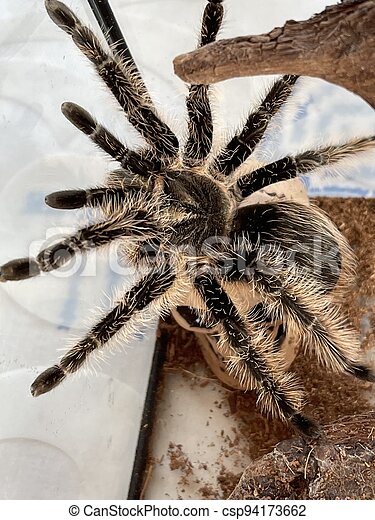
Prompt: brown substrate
<box><xmin>148</xmin><ymin>197</ymin><xmax>375</xmax><ymax>499</ymax></box>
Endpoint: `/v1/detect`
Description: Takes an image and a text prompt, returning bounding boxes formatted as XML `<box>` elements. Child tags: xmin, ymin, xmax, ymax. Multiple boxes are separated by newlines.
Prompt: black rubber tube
<box><xmin>127</xmin><ymin>328</ymin><xmax>168</xmax><ymax>499</ymax></box>
<box><xmin>86</xmin><ymin>0</ymin><xmax>133</xmax><ymax>61</ymax></box>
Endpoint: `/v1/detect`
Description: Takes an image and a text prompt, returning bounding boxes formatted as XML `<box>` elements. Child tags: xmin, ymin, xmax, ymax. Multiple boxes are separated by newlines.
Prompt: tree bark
<box><xmin>174</xmin><ymin>0</ymin><xmax>375</xmax><ymax>108</ymax></box>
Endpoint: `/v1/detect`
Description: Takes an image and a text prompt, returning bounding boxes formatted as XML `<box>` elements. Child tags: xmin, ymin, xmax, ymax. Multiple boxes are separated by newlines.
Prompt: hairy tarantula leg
<box><xmin>260</xmin><ymin>270</ymin><xmax>375</xmax><ymax>383</ymax></box>
<box><xmin>61</xmin><ymin>102</ymin><xmax>159</xmax><ymax>175</ymax></box>
<box><xmin>45</xmin><ymin>186</ymin><xmax>139</xmax><ymax>210</ymax></box>
<box><xmin>45</xmin><ymin>0</ymin><xmax>179</xmax><ymax>157</ymax></box>
<box><xmin>223</xmin><ymin>237</ymin><xmax>375</xmax><ymax>384</ymax></box>
<box><xmin>215</xmin><ymin>75</ymin><xmax>299</xmax><ymax>176</ymax></box>
<box><xmin>236</xmin><ymin>136</ymin><xmax>375</xmax><ymax>198</ymax></box>
<box><xmin>62</xmin><ymin>102</ymin><xmax>129</xmax><ymax>162</ymax></box>
<box><xmin>0</xmin><ymin>209</ymin><xmax>158</xmax><ymax>281</ymax></box>
<box><xmin>194</xmin><ymin>273</ymin><xmax>319</xmax><ymax>437</ymax></box>
<box><xmin>183</xmin><ymin>0</ymin><xmax>224</xmax><ymax>166</ymax></box>
<box><xmin>31</xmin><ymin>265</ymin><xmax>176</xmax><ymax>396</ymax></box>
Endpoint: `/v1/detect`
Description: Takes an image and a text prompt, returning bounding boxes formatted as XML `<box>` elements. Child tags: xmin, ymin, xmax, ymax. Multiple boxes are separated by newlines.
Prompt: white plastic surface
<box><xmin>1</xmin><ymin>0</ymin><xmax>375</xmax><ymax>500</ymax></box>
<box><xmin>0</xmin><ymin>0</ymin><xmax>157</xmax><ymax>500</ymax></box>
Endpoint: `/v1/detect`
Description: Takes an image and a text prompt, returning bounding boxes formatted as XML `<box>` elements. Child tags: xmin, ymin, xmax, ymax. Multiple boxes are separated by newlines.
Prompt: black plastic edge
<box><xmin>86</xmin><ymin>0</ymin><xmax>133</xmax><ymax>61</ymax></box>
<box><xmin>127</xmin><ymin>327</ymin><xmax>168</xmax><ymax>499</ymax></box>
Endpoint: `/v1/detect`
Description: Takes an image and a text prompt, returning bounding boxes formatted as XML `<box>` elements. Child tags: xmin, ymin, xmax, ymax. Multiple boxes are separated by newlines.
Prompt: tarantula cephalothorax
<box><xmin>1</xmin><ymin>0</ymin><xmax>375</xmax><ymax>437</ymax></box>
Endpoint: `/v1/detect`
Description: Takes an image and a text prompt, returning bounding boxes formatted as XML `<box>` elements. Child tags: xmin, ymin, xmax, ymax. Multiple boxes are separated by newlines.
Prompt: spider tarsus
<box><xmin>45</xmin><ymin>189</ymin><xmax>88</xmax><ymax>209</ymax></box>
<box><xmin>0</xmin><ymin>258</ymin><xmax>40</xmax><ymax>282</ymax></box>
<box><xmin>30</xmin><ymin>365</ymin><xmax>66</xmax><ymax>397</ymax></box>
<box><xmin>61</xmin><ymin>102</ymin><xmax>96</xmax><ymax>135</ymax></box>
<box><xmin>45</xmin><ymin>0</ymin><xmax>77</xmax><ymax>33</ymax></box>
<box><xmin>351</xmin><ymin>363</ymin><xmax>375</xmax><ymax>383</ymax></box>
<box><xmin>290</xmin><ymin>413</ymin><xmax>321</xmax><ymax>438</ymax></box>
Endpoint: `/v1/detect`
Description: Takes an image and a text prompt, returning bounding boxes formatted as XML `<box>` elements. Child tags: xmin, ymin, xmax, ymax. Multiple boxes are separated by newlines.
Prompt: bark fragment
<box><xmin>230</xmin><ymin>412</ymin><xmax>375</xmax><ymax>500</ymax></box>
<box><xmin>174</xmin><ymin>0</ymin><xmax>375</xmax><ymax>107</ymax></box>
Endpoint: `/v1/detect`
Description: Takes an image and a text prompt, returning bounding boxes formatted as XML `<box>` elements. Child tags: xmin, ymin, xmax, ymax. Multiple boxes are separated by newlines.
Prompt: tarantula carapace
<box><xmin>1</xmin><ymin>0</ymin><xmax>374</xmax><ymax>437</ymax></box>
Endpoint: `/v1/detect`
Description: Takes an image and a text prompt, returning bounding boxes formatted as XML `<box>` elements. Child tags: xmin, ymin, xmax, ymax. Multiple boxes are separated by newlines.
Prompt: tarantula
<box><xmin>1</xmin><ymin>0</ymin><xmax>374</xmax><ymax>437</ymax></box>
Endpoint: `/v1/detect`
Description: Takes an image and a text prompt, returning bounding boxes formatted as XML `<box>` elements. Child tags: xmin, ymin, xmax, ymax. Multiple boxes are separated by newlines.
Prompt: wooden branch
<box><xmin>174</xmin><ymin>0</ymin><xmax>375</xmax><ymax>108</ymax></box>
